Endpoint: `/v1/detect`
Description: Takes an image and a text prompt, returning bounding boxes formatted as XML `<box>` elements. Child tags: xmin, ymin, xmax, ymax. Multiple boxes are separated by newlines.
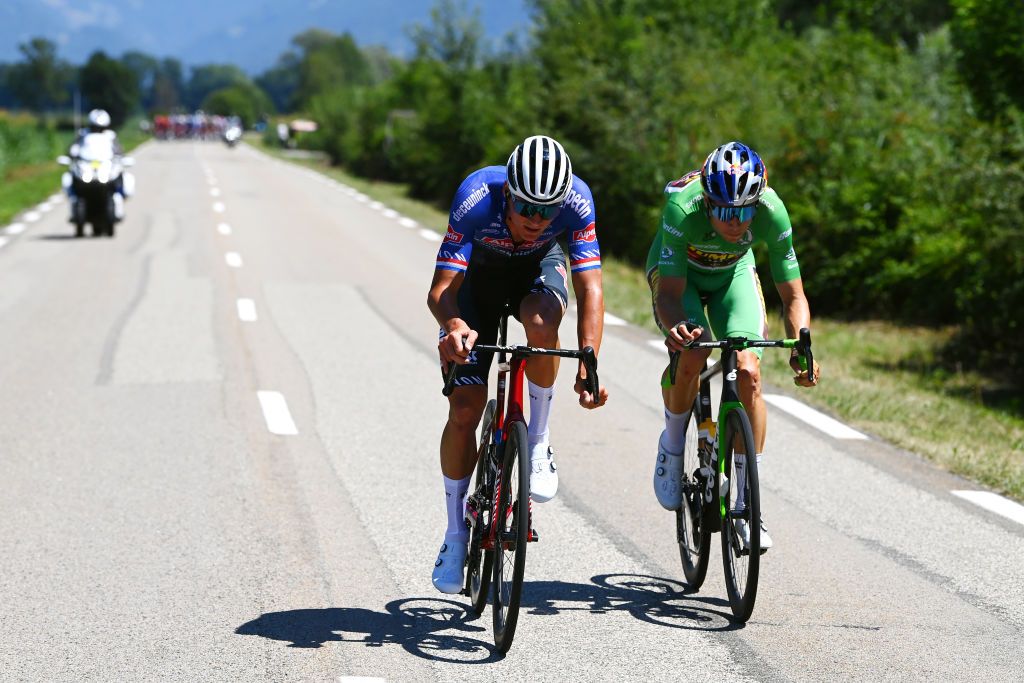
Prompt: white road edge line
<box><xmin>236</xmin><ymin>298</ymin><xmax>257</xmax><ymax>321</ymax></box>
<box><xmin>213</xmin><ymin>202</ymin><xmax>226</xmax><ymax>213</ymax></box>
<box><xmin>217</xmin><ymin>223</ymin><xmax>232</xmax><ymax>235</ymax></box>
<box><xmin>5</xmin><ymin>223</ymin><xmax>26</xmax><ymax>235</ymax></box>
<box><xmin>257</xmin><ymin>391</ymin><xmax>298</xmax><ymax>435</ymax></box>
<box><xmin>763</xmin><ymin>393</ymin><xmax>869</xmax><ymax>440</ymax></box>
<box><xmin>418</xmin><ymin>228</ymin><xmax>441</xmax><ymax>242</ymax></box>
<box><xmin>0</xmin><ymin>237</ymin><xmax>8</xmax><ymax>249</ymax></box>
<box><xmin>225</xmin><ymin>252</ymin><xmax>243</xmax><ymax>268</ymax></box>
<box><xmin>604</xmin><ymin>312</ymin><xmax>628</xmax><ymax>326</ymax></box>
<box><xmin>23</xmin><ymin>211</ymin><xmax>41</xmax><ymax>223</ymax></box>
<box><xmin>952</xmin><ymin>490</ymin><xmax>1024</xmax><ymax>527</ymax></box>
<box><xmin>399</xmin><ymin>217</ymin><xmax>417</xmax><ymax>228</ymax></box>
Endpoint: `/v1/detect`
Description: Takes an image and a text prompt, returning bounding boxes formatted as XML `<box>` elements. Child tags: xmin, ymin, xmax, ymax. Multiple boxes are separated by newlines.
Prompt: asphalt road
<box><xmin>0</xmin><ymin>141</ymin><xmax>1021</xmax><ymax>681</ymax></box>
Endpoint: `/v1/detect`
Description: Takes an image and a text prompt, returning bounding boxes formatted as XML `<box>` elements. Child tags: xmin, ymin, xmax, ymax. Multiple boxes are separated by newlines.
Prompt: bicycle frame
<box><xmin>672</xmin><ymin>328</ymin><xmax>814</xmax><ymax>523</ymax></box>
<box><xmin>443</xmin><ymin>305</ymin><xmax>599</xmax><ymax>552</ymax></box>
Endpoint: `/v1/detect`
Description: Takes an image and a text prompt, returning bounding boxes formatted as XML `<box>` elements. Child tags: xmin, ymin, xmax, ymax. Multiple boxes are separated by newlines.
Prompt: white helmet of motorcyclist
<box><xmin>87</xmin><ymin>109</ymin><xmax>111</xmax><ymax>130</ymax></box>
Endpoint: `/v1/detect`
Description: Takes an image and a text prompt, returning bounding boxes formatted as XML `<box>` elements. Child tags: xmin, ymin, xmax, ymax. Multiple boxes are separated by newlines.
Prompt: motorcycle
<box><xmin>223</xmin><ymin>124</ymin><xmax>243</xmax><ymax>148</ymax></box>
<box><xmin>58</xmin><ymin>132</ymin><xmax>134</xmax><ymax>238</ymax></box>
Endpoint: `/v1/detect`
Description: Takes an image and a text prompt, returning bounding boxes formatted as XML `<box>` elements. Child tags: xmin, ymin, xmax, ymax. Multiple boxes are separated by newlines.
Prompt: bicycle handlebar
<box><xmin>667</xmin><ymin>328</ymin><xmax>814</xmax><ymax>385</ymax></box>
<box><xmin>442</xmin><ymin>343</ymin><xmax>599</xmax><ymax>399</ymax></box>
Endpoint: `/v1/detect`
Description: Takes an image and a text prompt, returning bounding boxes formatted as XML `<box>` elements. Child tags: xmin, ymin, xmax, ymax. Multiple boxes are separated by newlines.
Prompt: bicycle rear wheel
<box><xmin>676</xmin><ymin>405</ymin><xmax>711</xmax><ymax>588</ymax></box>
<box><xmin>720</xmin><ymin>408</ymin><xmax>760</xmax><ymax>622</ymax></box>
<box><xmin>466</xmin><ymin>399</ymin><xmax>496</xmax><ymax>614</ymax></box>
<box><xmin>492</xmin><ymin>419</ymin><xmax>529</xmax><ymax>653</ymax></box>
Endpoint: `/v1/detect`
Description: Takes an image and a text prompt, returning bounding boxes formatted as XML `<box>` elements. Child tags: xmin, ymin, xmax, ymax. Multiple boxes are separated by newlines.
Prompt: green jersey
<box><xmin>654</xmin><ymin>171</ymin><xmax>801</xmax><ymax>283</ymax></box>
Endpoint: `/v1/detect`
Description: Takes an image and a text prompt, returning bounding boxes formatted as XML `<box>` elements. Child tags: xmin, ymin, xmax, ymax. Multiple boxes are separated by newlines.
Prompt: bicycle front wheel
<box><xmin>467</xmin><ymin>399</ymin><xmax>496</xmax><ymax>615</ymax></box>
<box><xmin>492</xmin><ymin>419</ymin><xmax>529</xmax><ymax>653</ymax></box>
<box><xmin>676</xmin><ymin>404</ymin><xmax>711</xmax><ymax>588</ymax></box>
<box><xmin>720</xmin><ymin>408</ymin><xmax>760</xmax><ymax>622</ymax></box>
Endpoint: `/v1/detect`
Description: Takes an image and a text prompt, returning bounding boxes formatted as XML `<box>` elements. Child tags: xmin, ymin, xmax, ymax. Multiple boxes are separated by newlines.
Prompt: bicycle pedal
<box><xmin>529</xmin><ymin>529</ymin><xmax>539</xmax><ymax>542</ymax></box>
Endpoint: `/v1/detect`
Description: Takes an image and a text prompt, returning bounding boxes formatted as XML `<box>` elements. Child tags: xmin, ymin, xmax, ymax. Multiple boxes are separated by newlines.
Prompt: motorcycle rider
<box><xmin>64</xmin><ymin>109</ymin><xmax>134</xmax><ymax>222</ymax></box>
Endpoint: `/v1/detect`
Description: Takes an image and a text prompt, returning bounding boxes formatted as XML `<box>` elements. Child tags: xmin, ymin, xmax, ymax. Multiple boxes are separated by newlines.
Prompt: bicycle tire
<box><xmin>466</xmin><ymin>399</ymin><xmax>496</xmax><ymax>614</ymax></box>
<box><xmin>676</xmin><ymin>404</ymin><xmax>711</xmax><ymax>588</ymax></box>
<box><xmin>720</xmin><ymin>408</ymin><xmax>760</xmax><ymax>622</ymax></box>
<box><xmin>492</xmin><ymin>419</ymin><xmax>529</xmax><ymax>653</ymax></box>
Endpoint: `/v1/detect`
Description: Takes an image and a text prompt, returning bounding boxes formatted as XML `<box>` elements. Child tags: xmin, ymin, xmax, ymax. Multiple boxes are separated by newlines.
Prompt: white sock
<box><xmin>662</xmin><ymin>408</ymin><xmax>691</xmax><ymax>455</ymax></box>
<box><xmin>443</xmin><ymin>474</ymin><xmax>471</xmax><ymax>542</ymax></box>
<box><xmin>527</xmin><ymin>381</ymin><xmax>554</xmax><ymax>450</ymax></box>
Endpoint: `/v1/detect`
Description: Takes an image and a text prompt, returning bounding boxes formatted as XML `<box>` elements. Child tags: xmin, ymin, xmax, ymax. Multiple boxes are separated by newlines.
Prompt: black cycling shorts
<box><xmin>440</xmin><ymin>241</ymin><xmax>570</xmax><ymax>389</ymax></box>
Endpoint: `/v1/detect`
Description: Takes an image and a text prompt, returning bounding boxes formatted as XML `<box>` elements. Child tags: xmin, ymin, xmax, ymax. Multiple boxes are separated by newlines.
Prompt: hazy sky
<box><xmin>1</xmin><ymin>0</ymin><xmax>529</xmax><ymax>73</ymax></box>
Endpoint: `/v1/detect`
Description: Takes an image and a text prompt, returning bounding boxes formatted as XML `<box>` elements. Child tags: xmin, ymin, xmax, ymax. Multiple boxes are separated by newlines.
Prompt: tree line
<box><xmin>2</xmin><ymin>0</ymin><xmax>1021</xmax><ymax>384</ymax></box>
<box><xmin>0</xmin><ymin>38</ymin><xmax>273</xmax><ymax>128</ymax></box>
<box><xmin>281</xmin><ymin>0</ymin><xmax>1024</xmax><ymax>385</ymax></box>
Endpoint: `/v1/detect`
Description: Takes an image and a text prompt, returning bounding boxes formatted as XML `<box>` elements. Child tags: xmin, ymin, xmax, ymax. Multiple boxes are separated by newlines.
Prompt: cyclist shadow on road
<box><xmin>235</xmin><ymin>597</ymin><xmax>503</xmax><ymax>664</ymax></box>
<box><xmin>522</xmin><ymin>573</ymin><xmax>742</xmax><ymax>632</ymax></box>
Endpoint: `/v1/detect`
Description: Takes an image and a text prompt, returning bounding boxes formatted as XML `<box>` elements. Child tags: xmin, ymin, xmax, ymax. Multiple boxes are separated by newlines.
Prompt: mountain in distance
<box><xmin>0</xmin><ymin>0</ymin><xmax>530</xmax><ymax>73</ymax></box>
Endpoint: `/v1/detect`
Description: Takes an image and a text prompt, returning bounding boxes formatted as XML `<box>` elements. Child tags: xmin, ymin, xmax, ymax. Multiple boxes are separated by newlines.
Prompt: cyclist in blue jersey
<box><xmin>427</xmin><ymin>135</ymin><xmax>609</xmax><ymax>594</ymax></box>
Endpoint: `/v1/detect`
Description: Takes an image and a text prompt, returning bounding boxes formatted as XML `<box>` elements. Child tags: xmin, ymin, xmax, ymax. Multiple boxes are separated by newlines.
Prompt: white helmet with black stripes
<box><xmin>506</xmin><ymin>135</ymin><xmax>573</xmax><ymax>206</ymax></box>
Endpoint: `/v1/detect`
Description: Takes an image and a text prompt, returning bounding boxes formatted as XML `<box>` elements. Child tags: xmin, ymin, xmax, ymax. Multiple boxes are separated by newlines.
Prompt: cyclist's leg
<box><xmin>514</xmin><ymin>244</ymin><xmax>569</xmax><ymax>502</ymax></box>
<box><xmin>434</xmin><ymin>268</ymin><xmax>500</xmax><ymax>592</ymax></box>
<box><xmin>707</xmin><ymin>258</ymin><xmax>773</xmax><ymax>546</ymax></box>
<box><xmin>708</xmin><ymin>257</ymin><xmax>769</xmax><ymax>452</ymax></box>
<box><xmin>440</xmin><ymin>268</ymin><xmax>499</xmax><ymax>480</ymax></box>
<box><xmin>647</xmin><ymin>243</ymin><xmax>711</xmax><ymax>509</ymax></box>
<box><xmin>516</xmin><ymin>243</ymin><xmax>568</xmax><ymax>387</ymax></box>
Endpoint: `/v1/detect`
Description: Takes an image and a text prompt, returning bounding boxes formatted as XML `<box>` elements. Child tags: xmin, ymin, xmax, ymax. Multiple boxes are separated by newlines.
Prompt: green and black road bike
<box><xmin>669</xmin><ymin>328</ymin><xmax>814</xmax><ymax>622</ymax></box>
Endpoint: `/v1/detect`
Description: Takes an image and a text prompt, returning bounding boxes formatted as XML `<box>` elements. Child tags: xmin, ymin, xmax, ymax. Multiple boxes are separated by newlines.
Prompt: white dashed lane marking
<box><xmin>952</xmin><ymin>490</ymin><xmax>1024</xmax><ymax>527</ymax></box>
<box><xmin>217</xmin><ymin>223</ymin><xmax>232</xmax><ymax>235</ymax></box>
<box><xmin>236</xmin><ymin>298</ymin><xmax>257</xmax><ymax>321</ymax></box>
<box><xmin>257</xmin><ymin>391</ymin><xmax>298</xmax><ymax>435</ymax></box>
<box><xmin>4</xmin><ymin>223</ymin><xmax>26</xmax><ymax>235</ymax></box>
<box><xmin>225</xmin><ymin>252</ymin><xmax>243</xmax><ymax>268</ymax></box>
<box><xmin>0</xmin><ymin>237</ymin><xmax>9</xmax><ymax>249</ymax></box>
<box><xmin>418</xmin><ymin>229</ymin><xmax>441</xmax><ymax>242</ymax></box>
<box><xmin>210</xmin><ymin>188</ymin><xmax>221</xmax><ymax>197</ymax></box>
<box><xmin>399</xmin><ymin>217</ymin><xmax>417</xmax><ymax>228</ymax></box>
<box><xmin>213</xmin><ymin>202</ymin><xmax>226</xmax><ymax>213</ymax></box>
<box><xmin>23</xmin><ymin>211</ymin><xmax>40</xmax><ymax>223</ymax></box>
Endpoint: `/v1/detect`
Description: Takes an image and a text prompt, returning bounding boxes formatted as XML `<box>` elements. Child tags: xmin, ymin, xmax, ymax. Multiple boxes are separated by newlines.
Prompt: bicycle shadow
<box><xmin>522</xmin><ymin>574</ymin><xmax>742</xmax><ymax>632</ymax></box>
<box><xmin>236</xmin><ymin>574</ymin><xmax>738</xmax><ymax>662</ymax></box>
<box><xmin>235</xmin><ymin>597</ymin><xmax>501</xmax><ymax>664</ymax></box>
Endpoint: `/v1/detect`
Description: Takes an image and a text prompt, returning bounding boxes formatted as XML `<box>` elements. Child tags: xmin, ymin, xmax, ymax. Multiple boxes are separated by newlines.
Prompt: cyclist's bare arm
<box><xmin>655</xmin><ymin>273</ymin><xmax>702</xmax><ymax>351</ymax></box>
<box><xmin>571</xmin><ymin>268</ymin><xmax>609</xmax><ymax>409</ymax></box>
<box><xmin>775</xmin><ymin>277</ymin><xmax>820</xmax><ymax>386</ymax></box>
<box><xmin>427</xmin><ymin>269</ymin><xmax>477</xmax><ymax>365</ymax></box>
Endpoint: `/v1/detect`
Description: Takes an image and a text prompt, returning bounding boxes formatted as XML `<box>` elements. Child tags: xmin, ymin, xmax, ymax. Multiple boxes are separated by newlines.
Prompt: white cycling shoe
<box><xmin>431</xmin><ymin>536</ymin><xmax>468</xmax><ymax>594</ymax></box>
<box><xmin>653</xmin><ymin>430</ymin><xmax>683</xmax><ymax>510</ymax></box>
<box><xmin>529</xmin><ymin>444</ymin><xmax>558</xmax><ymax>503</ymax></box>
<box><xmin>734</xmin><ymin>517</ymin><xmax>774</xmax><ymax>552</ymax></box>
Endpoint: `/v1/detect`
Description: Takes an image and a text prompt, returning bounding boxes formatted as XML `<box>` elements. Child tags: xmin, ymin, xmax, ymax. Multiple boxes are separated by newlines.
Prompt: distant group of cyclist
<box><xmin>151</xmin><ymin>112</ymin><xmax>242</xmax><ymax>141</ymax></box>
<box><xmin>427</xmin><ymin>134</ymin><xmax>821</xmax><ymax>594</ymax></box>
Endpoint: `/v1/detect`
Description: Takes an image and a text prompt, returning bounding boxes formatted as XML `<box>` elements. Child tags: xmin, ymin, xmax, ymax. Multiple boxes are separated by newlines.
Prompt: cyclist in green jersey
<box><xmin>646</xmin><ymin>141</ymin><xmax>821</xmax><ymax>550</ymax></box>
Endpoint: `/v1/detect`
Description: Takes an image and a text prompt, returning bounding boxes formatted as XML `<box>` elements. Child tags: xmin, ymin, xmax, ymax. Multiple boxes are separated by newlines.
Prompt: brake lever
<box><xmin>798</xmin><ymin>327</ymin><xmax>815</xmax><ymax>384</ymax></box>
<box><xmin>581</xmin><ymin>346</ymin><xmax>599</xmax><ymax>402</ymax></box>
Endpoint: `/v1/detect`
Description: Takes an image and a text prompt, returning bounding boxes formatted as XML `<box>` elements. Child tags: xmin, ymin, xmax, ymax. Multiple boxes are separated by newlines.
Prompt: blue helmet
<box><xmin>700</xmin><ymin>141</ymin><xmax>768</xmax><ymax>207</ymax></box>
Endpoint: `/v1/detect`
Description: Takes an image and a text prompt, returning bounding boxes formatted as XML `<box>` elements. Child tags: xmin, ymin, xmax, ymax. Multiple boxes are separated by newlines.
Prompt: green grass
<box><xmin>254</xmin><ymin>137</ymin><xmax>1024</xmax><ymax>502</ymax></box>
<box><xmin>0</xmin><ymin>163</ymin><xmax>63</xmax><ymax>226</ymax></box>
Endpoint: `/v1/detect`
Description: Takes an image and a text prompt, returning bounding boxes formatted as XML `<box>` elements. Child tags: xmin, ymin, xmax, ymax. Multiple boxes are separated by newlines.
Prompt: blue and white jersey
<box><xmin>435</xmin><ymin>165</ymin><xmax>601</xmax><ymax>274</ymax></box>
